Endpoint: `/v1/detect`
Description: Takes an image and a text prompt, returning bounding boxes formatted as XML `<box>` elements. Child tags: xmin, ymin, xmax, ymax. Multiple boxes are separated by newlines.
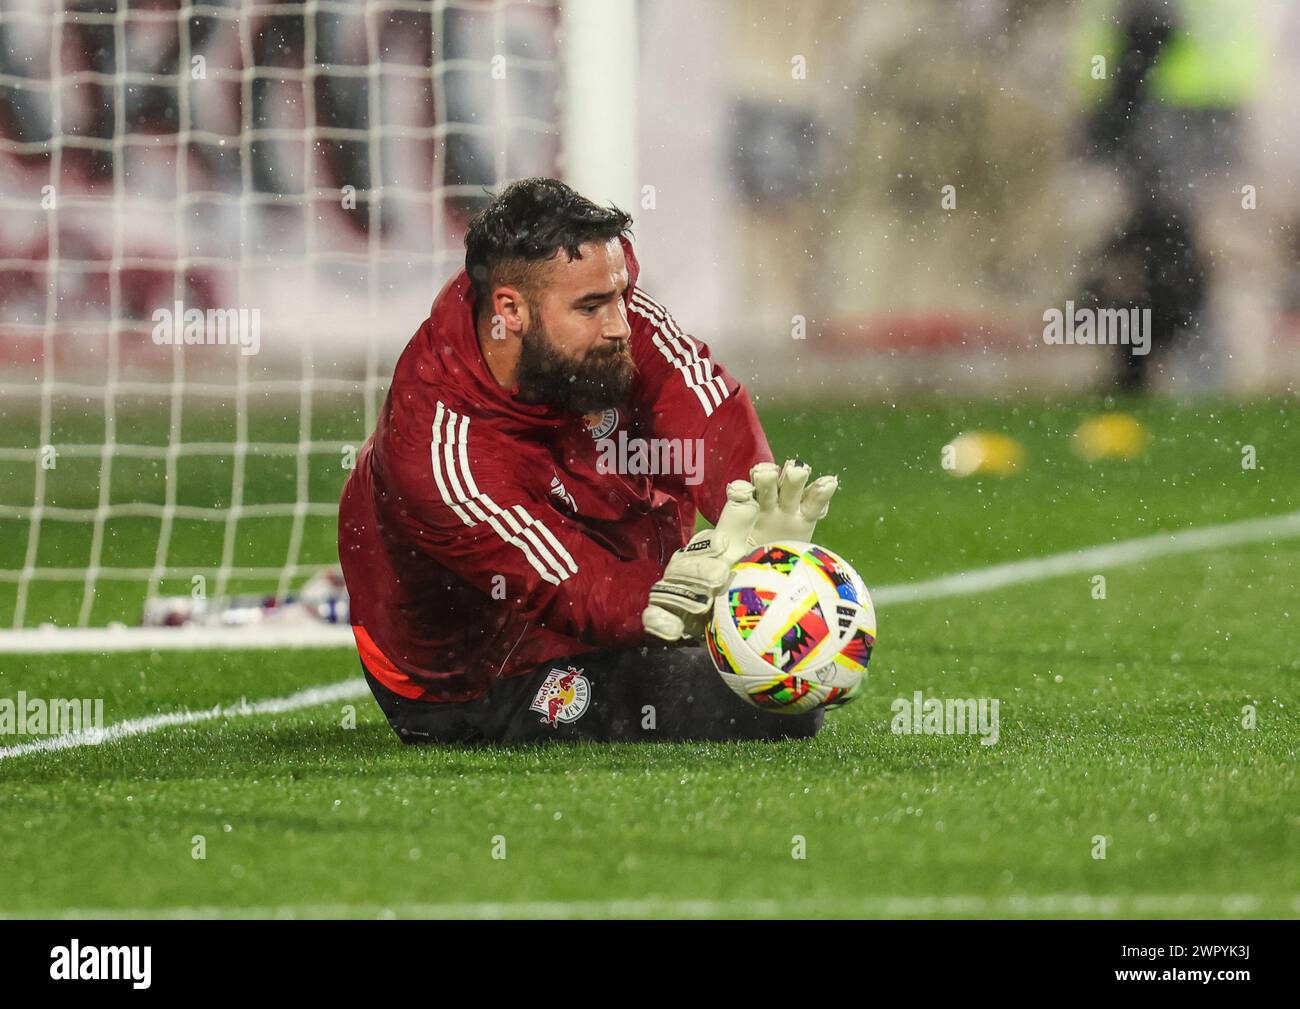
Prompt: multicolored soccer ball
<box><xmin>704</xmin><ymin>542</ymin><xmax>876</xmax><ymax>714</ymax></box>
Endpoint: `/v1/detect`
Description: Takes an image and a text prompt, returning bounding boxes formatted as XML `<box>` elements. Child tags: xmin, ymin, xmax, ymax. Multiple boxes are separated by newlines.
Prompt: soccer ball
<box><xmin>704</xmin><ymin>542</ymin><xmax>876</xmax><ymax>714</ymax></box>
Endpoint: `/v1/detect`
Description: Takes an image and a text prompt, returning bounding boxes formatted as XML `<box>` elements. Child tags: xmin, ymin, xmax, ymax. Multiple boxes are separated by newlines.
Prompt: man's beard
<box><xmin>514</xmin><ymin>318</ymin><xmax>637</xmax><ymax>414</ymax></box>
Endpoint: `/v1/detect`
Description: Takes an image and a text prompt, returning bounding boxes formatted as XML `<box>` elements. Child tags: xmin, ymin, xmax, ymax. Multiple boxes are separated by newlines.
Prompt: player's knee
<box><xmin>769</xmin><ymin>706</ymin><xmax>825</xmax><ymax>740</ymax></box>
<box><xmin>733</xmin><ymin>705</ymin><xmax>824</xmax><ymax>742</ymax></box>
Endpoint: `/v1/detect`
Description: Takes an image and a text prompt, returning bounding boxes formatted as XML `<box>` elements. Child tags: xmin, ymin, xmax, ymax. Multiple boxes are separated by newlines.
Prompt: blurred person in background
<box><xmin>1075</xmin><ymin>0</ymin><xmax>1270</xmax><ymax>393</ymax></box>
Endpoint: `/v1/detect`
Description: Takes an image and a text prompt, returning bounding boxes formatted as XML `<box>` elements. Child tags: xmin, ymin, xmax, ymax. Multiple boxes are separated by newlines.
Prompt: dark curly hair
<box><xmin>464</xmin><ymin>177</ymin><xmax>633</xmax><ymax>312</ymax></box>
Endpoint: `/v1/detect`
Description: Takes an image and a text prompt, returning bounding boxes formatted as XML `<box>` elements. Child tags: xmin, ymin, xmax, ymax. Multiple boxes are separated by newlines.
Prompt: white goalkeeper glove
<box><xmin>642</xmin><ymin>481</ymin><xmax>760</xmax><ymax>642</ymax></box>
<box><xmin>748</xmin><ymin>458</ymin><xmax>838</xmax><ymax>546</ymax></box>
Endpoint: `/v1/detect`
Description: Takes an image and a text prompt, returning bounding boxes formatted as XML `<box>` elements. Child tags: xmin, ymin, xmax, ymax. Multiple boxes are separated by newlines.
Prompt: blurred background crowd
<box><xmin>1</xmin><ymin>0</ymin><xmax>1297</xmax><ymax>397</ymax></box>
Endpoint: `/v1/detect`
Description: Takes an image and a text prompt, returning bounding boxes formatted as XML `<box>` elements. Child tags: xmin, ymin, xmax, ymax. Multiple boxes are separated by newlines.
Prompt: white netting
<box><xmin>0</xmin><ymin>0</ymin><xmax>561</xmax><ymax>629</ymax></box>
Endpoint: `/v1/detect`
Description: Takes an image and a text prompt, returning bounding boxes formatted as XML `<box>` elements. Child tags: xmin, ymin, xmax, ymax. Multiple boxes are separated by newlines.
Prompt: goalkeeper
<box><xmin>338</xmin><ymin>178</ymin><xmax>837</xmax><ymax>743</ymax></box>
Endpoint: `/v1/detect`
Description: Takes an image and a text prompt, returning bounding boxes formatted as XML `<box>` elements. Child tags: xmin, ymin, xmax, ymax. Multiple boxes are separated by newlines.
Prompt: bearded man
<box><xmin>339</xmin><ymin>178</ymin><xmax>837</xmax><ymax>743</ymax></box>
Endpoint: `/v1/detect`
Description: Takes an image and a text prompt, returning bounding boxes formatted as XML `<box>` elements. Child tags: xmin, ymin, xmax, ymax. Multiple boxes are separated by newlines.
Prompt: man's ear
<box><xmin>489</xmin><ymin>286</ymin><xmax>529</xmax><ymax>335</ymax></box>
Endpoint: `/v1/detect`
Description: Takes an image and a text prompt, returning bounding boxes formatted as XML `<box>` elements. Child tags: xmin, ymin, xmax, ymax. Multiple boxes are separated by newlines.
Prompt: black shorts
<box><xmin>362</xmin><ymin>644</ymin><xmax>824</xmax><ymax>744</ymax></box>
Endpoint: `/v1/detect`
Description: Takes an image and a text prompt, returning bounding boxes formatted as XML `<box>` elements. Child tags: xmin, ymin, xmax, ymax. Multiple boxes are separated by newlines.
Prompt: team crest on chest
<box><xmin>582</xmin><ymin>407</ymin><xmax>619</xmax><ymax>440</ymax></box>
<box><xmin>529</xmin><ymin>665</ymin><xmax>592</xmax><ymax>726</ymax></box>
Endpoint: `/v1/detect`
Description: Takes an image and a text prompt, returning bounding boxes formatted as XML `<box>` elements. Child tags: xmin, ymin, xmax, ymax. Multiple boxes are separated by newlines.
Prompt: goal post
<box><xmin>0</xmin><ymin>0</ymin><xmax>637</xmax><ymax>650</ymax></box>
<box><xmin>559</xmin><ymin>0</ymin><xmax>638</xmax><ymax>215</ymax></box>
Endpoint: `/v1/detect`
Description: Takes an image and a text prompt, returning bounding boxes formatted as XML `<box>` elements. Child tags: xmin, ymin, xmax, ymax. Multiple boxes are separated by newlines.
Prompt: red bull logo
<box><xmin>583</xmin><ymin>408</ymin><xmax>619</xmax><ymax>440</ymax></box>
<box><xmin>528</xmin><ymin>666</ymin><xmax>592</xmax><ymax>726</ymax></box>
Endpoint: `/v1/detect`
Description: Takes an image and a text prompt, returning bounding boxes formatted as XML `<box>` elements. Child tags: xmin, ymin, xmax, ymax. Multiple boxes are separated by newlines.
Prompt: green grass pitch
<box><xmin>0</xmin><ymin>396</ymin><xmax>1296</xmax><ymax>918</ymax></box>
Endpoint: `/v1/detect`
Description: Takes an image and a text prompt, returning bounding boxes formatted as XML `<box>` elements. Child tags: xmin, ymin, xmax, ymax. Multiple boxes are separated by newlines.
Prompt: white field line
<box><xmin>2</xmin><ymin>893</ymin><xmax>1294</xmax><ymax>920</ymax></box>
<box><xmin>0</xmin><ymin>679</ymin><xmax>369</xmax><ymax>762</ymax></box>
<box><xmin>3</xmin><ymin>507</ymin><xmax>1299</xmax><ymax>653</ymax></box>
<box><xmin>872</xmin><ymin>507</ymin><xmax>1300</xmax><ymax>605</ymax></box>
<box><xmin>2</xmin><ymin>508</ymin><xmax>1298</xmax><ymax>764</ymax></box>
<box><xmin>0</xmin><ymin>622</ymin><xmax>355</xmax><ymax>654</ymax></box>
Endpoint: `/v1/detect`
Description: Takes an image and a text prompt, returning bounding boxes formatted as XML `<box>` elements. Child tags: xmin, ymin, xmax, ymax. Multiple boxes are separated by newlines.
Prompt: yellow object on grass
<box><xmin>1073</xmin><ymin>412</ymin><xmax>1149</xmax><ymax>461</ymax></box>
<box><xmin>942</xmin><ymin>432</ymin><xmax>1025</xmax><ymax>477</ymax></box>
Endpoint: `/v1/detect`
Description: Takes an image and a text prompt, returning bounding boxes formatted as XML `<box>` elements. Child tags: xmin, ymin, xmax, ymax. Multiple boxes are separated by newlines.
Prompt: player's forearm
<box><xmin>529</xmin><ymin>557</ymin><xmax>662</xmax><ymax>646</ymax></box>
<box><xmin>692</xmin><ymin>386</ymin><xmax>774</xmax><ymax>524</ymax></box>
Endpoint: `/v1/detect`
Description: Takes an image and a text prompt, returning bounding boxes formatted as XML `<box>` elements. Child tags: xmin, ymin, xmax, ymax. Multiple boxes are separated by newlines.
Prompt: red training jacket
<box><xmin>338</xmin><ymin>236</ymin><xmax>773</xmax><ymax>702</ymax></box>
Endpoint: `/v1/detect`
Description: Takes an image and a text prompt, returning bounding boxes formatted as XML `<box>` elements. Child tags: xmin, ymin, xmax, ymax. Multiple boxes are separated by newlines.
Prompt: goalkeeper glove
<box><xmin>642</xmin><ymin>481</ymin><xmax>759</xmax><ymax>642</ymax></box>
<box><xmin>747</xmin><ymin>458</ymin><xmax>839</xmax><ymax>546</ymax></box>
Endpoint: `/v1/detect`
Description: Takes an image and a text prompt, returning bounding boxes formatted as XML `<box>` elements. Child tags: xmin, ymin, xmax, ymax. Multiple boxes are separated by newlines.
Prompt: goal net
<box><xmin>0</xmin><ymin>0</ymin><xmax>570</xmax><ymax>641</ymax></box>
